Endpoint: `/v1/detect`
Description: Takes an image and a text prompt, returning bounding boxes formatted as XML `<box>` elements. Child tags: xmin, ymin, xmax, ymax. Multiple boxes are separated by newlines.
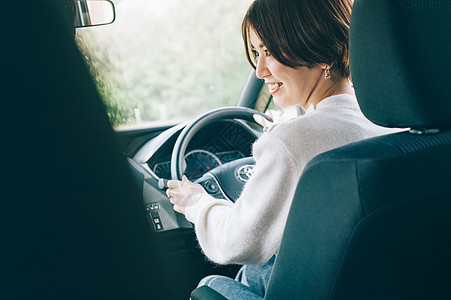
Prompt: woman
<box><xmin>167</xmin><ymin>0</ymin><xmax>396</xmax><ymax>298</ymax></box>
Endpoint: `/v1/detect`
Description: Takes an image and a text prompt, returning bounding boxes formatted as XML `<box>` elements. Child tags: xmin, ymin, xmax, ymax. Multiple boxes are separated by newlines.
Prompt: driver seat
<box><xmin>191</xmin><ymin>0</ymin><xmax>451</xmax><ymax>299</ymax></box>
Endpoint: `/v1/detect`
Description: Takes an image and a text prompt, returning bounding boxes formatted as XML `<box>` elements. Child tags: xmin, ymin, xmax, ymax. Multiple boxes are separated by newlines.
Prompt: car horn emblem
<box><xmin>235</xmin><ymin>164</ymin><xmax>255</xmax><ymax>183</ymax></box>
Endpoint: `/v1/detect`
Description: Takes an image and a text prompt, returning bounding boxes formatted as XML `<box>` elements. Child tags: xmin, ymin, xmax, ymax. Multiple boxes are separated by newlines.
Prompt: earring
<box><xmin>324</xmin><ymin>67</ymin><xmax>331</xmax><ymax>80</ymax></box>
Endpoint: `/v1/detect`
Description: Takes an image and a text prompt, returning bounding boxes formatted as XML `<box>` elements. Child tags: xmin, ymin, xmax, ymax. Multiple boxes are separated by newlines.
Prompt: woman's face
<box><xmin>249</xmin><ymin>28</ymin><xmax>324</xmax><ymax>110</ymax></box>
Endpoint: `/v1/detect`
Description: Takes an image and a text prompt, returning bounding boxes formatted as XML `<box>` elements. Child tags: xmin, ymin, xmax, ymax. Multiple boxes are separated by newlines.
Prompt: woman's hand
<box><xmin>166</xmin><ymin>175</ymin><xmax>207</xmax><ymax>214</ymax></box>
<box><xmin>253</xmin><ymin>109</ymin><xmax>294</xmax><ymax>131</ymax></box>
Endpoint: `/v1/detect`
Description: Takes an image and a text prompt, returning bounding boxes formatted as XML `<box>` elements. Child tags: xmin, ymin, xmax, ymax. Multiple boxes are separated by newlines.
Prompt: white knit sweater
<box><xmin>185</xmin><ymin>94</ymin><xmax>399</xmax><ymax>265</ymax></box>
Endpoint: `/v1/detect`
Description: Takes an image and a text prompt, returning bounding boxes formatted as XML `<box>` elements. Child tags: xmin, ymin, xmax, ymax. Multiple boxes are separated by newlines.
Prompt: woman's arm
<box><xmin>172</xmin><ymin>135</ymin><xmax>301</xmax><ymax>265</ymax></box>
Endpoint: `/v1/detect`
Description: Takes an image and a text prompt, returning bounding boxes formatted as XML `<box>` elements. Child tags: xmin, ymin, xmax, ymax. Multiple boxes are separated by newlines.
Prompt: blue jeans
<box><xmin>197</xmin><ymin>256</ymin><xmax>275</xmax><ymax>299</ymax></box>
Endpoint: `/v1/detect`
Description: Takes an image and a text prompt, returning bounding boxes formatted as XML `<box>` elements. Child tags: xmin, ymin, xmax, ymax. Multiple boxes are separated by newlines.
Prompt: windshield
<box><xmin>76</xmin><ymin>0</ymin><xmax>253</xmax><ymax>129</ymax></box>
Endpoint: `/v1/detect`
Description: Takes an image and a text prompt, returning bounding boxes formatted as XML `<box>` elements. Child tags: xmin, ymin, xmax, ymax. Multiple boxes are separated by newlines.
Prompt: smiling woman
<box><xmin>165</xmin><ymin>0</ymin><xmax>403</xmax><ymax>298</ymax></box>
<box><xmin>76</xmin><ymin>0</ymin><xmax>253</xmax><ymax>128</ymax></box>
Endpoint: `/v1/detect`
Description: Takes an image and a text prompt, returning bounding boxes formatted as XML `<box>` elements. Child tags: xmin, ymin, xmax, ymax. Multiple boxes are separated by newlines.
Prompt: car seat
<box><xmin>1</xmin><ymin>0</ymin><xmax>172</xmax><ymax>298</ymax></box>
<box><xmin>191</xmin><ymin>0</ymin><xmax>451</xmax><ymax>299</ymax></box>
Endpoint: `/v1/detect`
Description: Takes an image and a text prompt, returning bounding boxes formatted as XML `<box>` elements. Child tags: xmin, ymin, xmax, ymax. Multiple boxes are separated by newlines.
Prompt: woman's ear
<box><xmin>321</xmin><ymin>63</ymin><xmax>334</xmax><ymax>70</ymax></box>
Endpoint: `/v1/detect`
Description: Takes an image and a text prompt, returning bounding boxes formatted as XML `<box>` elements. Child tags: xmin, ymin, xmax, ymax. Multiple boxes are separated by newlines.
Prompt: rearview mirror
<box><xmin>74</xmin><ymin>0</ymin><xmax>115</xmax><ymax>28</ymax></box>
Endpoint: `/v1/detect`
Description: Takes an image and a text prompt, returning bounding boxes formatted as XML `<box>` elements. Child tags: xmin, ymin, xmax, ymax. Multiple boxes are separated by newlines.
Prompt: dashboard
<box><xmin>134</xmin><ymin>119</ymin><xmax>261</xmax><ymax>181</ymax></box>
<box><xmin>129</xmin><ymin>119</ymin><xmax>262</xmax><ymax>232</ymax></box>
<box><xmin>153</xmin><ymin>149</ymin><xmax>244</xmax><ymax>181</ymax></box>
<box><xmin>130</xmin><ymin>119</ymin><xmax>261</xmax><ymax>232</ymax></box>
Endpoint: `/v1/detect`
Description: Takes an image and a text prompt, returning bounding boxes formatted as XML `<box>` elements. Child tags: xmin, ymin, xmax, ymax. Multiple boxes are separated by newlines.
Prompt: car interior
<box><xmin>2</xmin><ymin>0</ymin><xmax>450</xmax><ymax>299</ymax></box>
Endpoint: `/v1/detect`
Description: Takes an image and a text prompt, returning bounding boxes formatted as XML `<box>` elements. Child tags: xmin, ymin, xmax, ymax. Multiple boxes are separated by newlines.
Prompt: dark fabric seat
<box><xmin>266</xmin><ymin>131</ymin><xmax>451</xmax><ymax>299</ymax></box>
<box><xmin>2</xmin><ymin>0</ymin><xmax>172</xmax><ymax>298</ymax></box>
<box><xmin>191</xmin><ymin>0</ymin><xmax>451</xmax><ymax>299</ymax></box>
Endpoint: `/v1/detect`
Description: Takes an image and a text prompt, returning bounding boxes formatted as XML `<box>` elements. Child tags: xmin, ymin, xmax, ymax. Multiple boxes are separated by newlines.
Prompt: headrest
<box><xmin>350</xmin><ymin>0</ymin><xmax>451</xmax><ymax>130</ymax></box>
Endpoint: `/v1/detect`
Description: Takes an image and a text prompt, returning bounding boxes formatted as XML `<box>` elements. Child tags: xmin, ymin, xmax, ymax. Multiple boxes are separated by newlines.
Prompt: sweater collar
<box><xmin>305</xmin><ymin>94</ymin><xmax>359</xmax><ymax>114</ymax></box>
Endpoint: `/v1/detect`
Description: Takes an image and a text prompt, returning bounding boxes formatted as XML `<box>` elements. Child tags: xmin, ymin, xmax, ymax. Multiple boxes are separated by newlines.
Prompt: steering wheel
<box><xmin>170</xmin><ymin>106</ymin><xmax>271</xmax><ymax>202</ymax></box>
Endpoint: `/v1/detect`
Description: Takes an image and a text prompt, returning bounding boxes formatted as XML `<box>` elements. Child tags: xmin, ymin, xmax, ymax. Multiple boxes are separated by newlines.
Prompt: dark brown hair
<box><xmin>242</xmin><ymin>0</ymin><xmax>353</xmax><ymax>79</ymax></box>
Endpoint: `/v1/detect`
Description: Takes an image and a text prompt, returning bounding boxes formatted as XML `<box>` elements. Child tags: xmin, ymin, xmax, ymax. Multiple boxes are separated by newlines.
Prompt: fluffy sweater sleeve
<box><xmin>184</xmin><ymin>133</ymin><xmax>301</xmax><ymax>265</ymax></box>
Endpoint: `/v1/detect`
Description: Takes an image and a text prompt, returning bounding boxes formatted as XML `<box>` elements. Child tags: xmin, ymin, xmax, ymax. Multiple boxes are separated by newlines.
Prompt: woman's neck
<box><xmin>302</xmin><ymin>77</ymin><xmax>354</xmax><ymax>110</ymax></box>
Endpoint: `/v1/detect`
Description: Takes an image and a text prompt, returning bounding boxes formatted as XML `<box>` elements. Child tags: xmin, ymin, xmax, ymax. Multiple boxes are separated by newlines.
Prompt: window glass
<box><xmin>76</xmin><ymin>0</ymin><xmax>253</xmax><ymax>129</ymax></box>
